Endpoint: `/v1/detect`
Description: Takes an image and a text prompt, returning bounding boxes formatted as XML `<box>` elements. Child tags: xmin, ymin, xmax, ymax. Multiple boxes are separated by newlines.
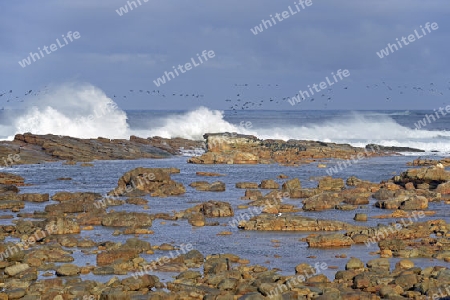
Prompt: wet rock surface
<box><xmin>188</xmin><ymin>133</ymin><xmax>394</xmax><ymax>165</ymax></box>
<box><xmin>0</xmin><ymin>133</ymin><xmax>205</xmax><ymax>165</ymax></box>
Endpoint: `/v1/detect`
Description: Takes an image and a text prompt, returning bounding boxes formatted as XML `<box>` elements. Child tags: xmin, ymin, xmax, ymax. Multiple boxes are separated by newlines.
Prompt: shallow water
<box><xmin>3</xmin><ymin>154</ymin><xmax>450</xmax><ymax>283</ymax></box>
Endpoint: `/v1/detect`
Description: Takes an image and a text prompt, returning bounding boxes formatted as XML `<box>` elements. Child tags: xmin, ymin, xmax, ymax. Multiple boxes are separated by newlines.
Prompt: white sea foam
<box><xmin>2</xmin><ymin>83</ymin><xmax>450</xmax><ymax>154</ymax></box>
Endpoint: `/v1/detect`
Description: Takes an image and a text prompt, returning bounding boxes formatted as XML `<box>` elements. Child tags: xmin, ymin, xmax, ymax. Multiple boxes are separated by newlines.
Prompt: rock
<box><xmin>101</xmin><ymin>212</ymin><xmax>153</xmax><ymax>227</ymax></box>
<box><xmin>0</xmin><ymin>172</ymin><xmax>25</xmax><ymax>186</ymax></box>
<box><xmin>9</xmin><ymin>133</ymin><xmax>177</xmax><ymax>164</ymax></box>
<box><xmin>188</xmin><ymin>134</ymin><xmax>390</xmax><ymax>165</ymax></box>
<box><xmin>0</xmin><ymin>184</ymin><xmax>19</xmax><ymax>194</ymax></box>
<box><xmin>109</xmin><ymin>167</ymin><xmax>185</xmax><ymax>197</ymax></box>
<box><xmin>395</xmin><ymin>259</ymin><xmax>414</xmax><ymax>270</ymax></box>
<box><xmin>394</xmin><ymin>273</ymin><xmax>418</xmax><ymax>290</ymax></box>
<box><xmin>343</xmin><ymin>197</ymin><xmax>370</xmax><ymax>206</ymax></box>
<box><xmin>190</xmin><ymin>181</ymin><xmax>226</xmax><ymax>191</ymax></box>
<box><xmin>126</xmin><ymin>197</ymin><xmax>148</xmax><ymax>205</ymax></box>
<box><xmin>306</xmin><ymin>233</ymin><xmax>354</xmax><ymax>248</ymax></box>
<box><xmin>354</xmin><ymin>213</ymin><xmax>367</xmax><ymax>222</ymax></box>
<box><xmin>188</xmin><ymin>213</ymin><xmax>205</xmax><ymax>227</ymax></box>
<box><xmin>405</xmin><ymin>182</ymin><xmax>415</xmax><ymax>190</ymax></box>
<box><xmin>45</xmin><ymin>199</ymin><xmax>103</xmax><ymax>214</ymax></box>
<box><xmin>122</xmin><ymin>274</ymin><xmax>157</xmax><ymax>291</ymax></box>
<box><xmin>176</xmin><ymin>270</ymin><xmax>202</xmax><ymax>279</ymax></box>
<box><xmin>237</xmin><ymin>293</ymin><xmax>265</xmax><ymax>300</ymax></box>
<box><xmin>51</xmin><ymin>192</ymin><xmax>102</xmax><ymax>202</ymax></box>
<box><xmin>399</xmin><ymin>196</ymin><xmax>428</xmax><ymax>210</ymax></box>
<box><xmin>5</xmin><ymin>288</ymin><xmax>26</xmax><ymax>300</ymax></box>
<box><xmin>259</xmin><ymin>180</ymin><xmax>279</xmax><ymax>189</ymax></box>
<box><xmin>196</xmin><ymin>172</ymin><xmax>225</xmax><ymax>177</ymax></box>
<box><xmin>373</xmin><ymin>188</ymin><xmax>395</xmax><ymax>200</ymax></box>
<box><xmin>0</xmin><ymin>200</ymin><xmax>24</xmax><ymax>210</ymax></box>
<box><xmin>336</xmin><ymin>204</ymin><xmax>356</xmax><ymax>211</ymax></box>
<box><xmin>281</xmin><ymin>178</ymin><xmax>301</xmax><ymax>192</ymax></box>
<box><xmin>239</xmin><ymin>214</ymin><xmax>360</xmax><ymax>231</ymax></box>
<box><xmin>236</xmin><ymin>182</ymin><xmax>259</xmax><ymax>189</ymax></box>
<box><xmin>93</xmin><ymin>267</ymin><xmax>115</xmax><ymax>275</ymax></box>
<box><xmin>318</xmin><ymin>177</ymin><xmax>344</xmax><ymax>191</ymax></box>
<box><xmin>303</xmin><ymin>193</ymin><xmax>341</xmax><ymax>211</ymax></box>
<box><xmin>345</xmin><ymin>258</ymin><xmax>364</xmax><ymax>270</ymax></box>
<box><xmin>241</xmin><ymin>189</ymin><xmax>263</xmax><ymax>200</ymax></box>
<box><xmin>417</xmin><ymin>183</ymin><xmax>430</xmax><ymax>189</ymax></box>
<box><xmin>346</xmin><ymin>176</ymin><xmax>376</xmax><ymax>188</ymax></box>
<box><xmin>55</xmin><ymin>264</ymin><xmax>80</xmax><ymax>276</ymax></box>
<box><xmin>5</xmin><ymin>263</ymin><xmax>30</xmax><ymax>276</ymax></box>
<box><xmin>295</xmin><ymin>263</ymin><xmax>316</xmax><ymax>275</ymax></box>
<box><xmin>436</xmin><ymin>181</ymin><xmax>450</xmax><ymax>194</ymax></box>
<box><xmin>394</xmin><ymin>166</ymin><xmax>450</xmax><ymax>188</ymax></box>
<box><xmin>46</xmin><ymin>217</ymin><xmax>80</xmax><ymax>234</ymax></box>
<box><xmin>376</xmin><ymin>195</ymin><xmax>428</xmax><ymax>210</ymax></box>
<box><xmin>121</xmin><ymin>238</ymin><xmax>152</xmax><ymax>253</ymax></box>
<box><xmin>184</xmin><ymin>201</ymin><xmax>234</xmax><ymax>218</ymax></box>
<box><xmin>366</xmin><ymin>258</ymin><xmax>390</xmax><ymax>271</ymax></box>
<box><xmin>367</xmin><ymin>144</ymin><xmax>424</xmax><ymax>153</ymax></box>
<box><xmin>289</xmin><ymin>188</ymin><xmax>320</xmax><ymax>198</ymax></box>
<box><xmin>97</xmin><ymin>250</ymin><xmax>138</xmax><ymax>267</ymax></box>
<box><xmin>20</xmin><ymin>193</ymin><xmax>49</xmax><ymax>202</ymax></box>
<box><xmin>380</xmin><ymin>249</ymin><xmax>393</xmax><ymax>258</ymax></box>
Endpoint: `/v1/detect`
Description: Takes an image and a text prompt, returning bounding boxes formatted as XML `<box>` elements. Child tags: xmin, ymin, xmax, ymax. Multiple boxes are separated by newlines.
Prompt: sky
<box><xmin>1</xmin><ymin>0</ymin><xmax>449</xmax><ymax>110</ymax></box>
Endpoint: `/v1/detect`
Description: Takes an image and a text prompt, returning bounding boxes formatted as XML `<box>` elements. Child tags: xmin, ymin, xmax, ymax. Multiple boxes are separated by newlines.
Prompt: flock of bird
<box><xmin>110</xmin><ymin>89</ymin><xmax>205</xmax><ymax>100</ymax></box>
<box><xmin>1</xmin><ymin>80</ymin><xmax>449</xmax><ymax>111</ymax></box>
<box><xmin>0</xmin><ymin>87</ymin><xmax>50</xmax><ymax>110</ymax></box>
<box><xmin>224</xmin><ymin>80</ymin><xmax>450</xmax><ymax>111</ymax></box>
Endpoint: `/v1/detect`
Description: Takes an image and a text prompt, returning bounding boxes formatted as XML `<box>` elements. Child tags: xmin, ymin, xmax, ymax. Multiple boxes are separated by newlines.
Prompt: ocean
<box><xmin>1</xmin><ymin>93</ymin><xmax>450</xmax><ymax>283</ymax></box>
<box><xmin>2</xmin><ymin>107</ymin><xmax>450</xmax><ymax>155</ymax></box>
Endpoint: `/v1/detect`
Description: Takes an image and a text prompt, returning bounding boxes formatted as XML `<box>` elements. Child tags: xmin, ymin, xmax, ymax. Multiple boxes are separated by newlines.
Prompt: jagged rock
<box><xmin>101</xmin><ymin>212</ymin><xmax>153</xmax><ymax>227</ymax></box>
<box><xmin>184</xmin><ymin>201</ymin><xmax>234</xmax><ymax>218</ymax></box>
<box><xmin>376</xmin><ymin>195</ymin><xmax>428</xmax><ymax>210</ymax></box>
<box><xmin>51</xmin><ymin>192</ymin><xmax>102</xmax><ymax>202</ymax></box>
<box><xmin>19</xmin><ymin>193</ymin><xmax>49</xmax><ymax>202</ymax></box>
<box><xmin>8</xmin><ymin>133</ymin><xmax>181</xmax><ymax>164</ymax></box>
<box><xmin>306</xmin><ymin>233</ymin><xmax>354</xmax><ymax>248</ymax></box>
<box><xmin>259</xmin><ymin>180</ymin><xmax>279</xmax><ymax>189</ymax></box>
<box><xmin>303</xmin><ymin>193</ymin><xmax>341</xmax><ymax>211</ymax></box>
<box><xmin>394</xmin><ymin>166</ymin><xmax>450</xmax><ymax>189</ymax></box>
<box><xmin>318</xmin><ymin>177</ymin><xmax>345</xmax><ymax>191</ymax></box>
<box><xmin>46</xmin><ymin>217</ymin><xmax>80</xmax><ymax>234</ymax></box>
<box><xmin>239</xmin><ymin>214</ymin><xmax>362</xmax><ymax>231</ymax></box>
<box><xmin>109</xmin><ymin>167</ymin><xmax>185</xmax><ymax>197</ymax></box>
<box><xmin>236</xmin><ymin>182</ymin><xmax>259</xmax><ymax>189</ymax></box>
<box><xmin>0</xmin><ymin>173</ymin><xmax>25</xmax><ymax>186</ymax></box>
<box><xmin>345</xmin><ymin>258</ymin><xmax>364</xmax><ymax>270</ymax></box>
<box><xmin>0</xmin><ymin>184</ymin><xmax>19</xmax><ymax>194</ymax></box>
<box><xmin>436</xmin><ymin>182</ymin><xmax>450</xmax><ymax>194</ymax></box>
<box><xmin>55</xmin><ymin>264</ymin><xmax>80</xmax><ymax>276</ymax></box>
<box><xmin>241</xmin><ymin>189</ymin><xmax>263</xmax><ymax>200</ymax></box>
<box><xmin>97</xmin><ymin>250</ymin><xmax>138</xmax><ymax>267</ymax></box>
<box><xmin>126</xmin><ymin>197</ymin><xmax>148</xmax><ymax>205</ymax></box>
<box><xmin>188</xmin><ymin>134</ymin><xmax>390</xmax><ymax>165</ymax></box>
<box><xmin>190</xmin><ymin>181</ymin><xmax>226</xmax><ymax>192</ymax></box>
<box><xmin>281</xmin><ymin>178</ymin><xmax>301</xmax><ymax>192</ymax></box>
<box><xmin>188</xmin><ymin>213</ymin><xmax>205</xmax><ymax>227</ymax></box>
<box><xmin>5</xmin><ymin>263</ymin><xmax>30</xmax><ymax>276</ymax></box>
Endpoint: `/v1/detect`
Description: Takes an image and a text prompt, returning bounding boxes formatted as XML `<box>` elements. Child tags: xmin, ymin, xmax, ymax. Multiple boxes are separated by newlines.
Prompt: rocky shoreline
<box><xmin>0</xmin><ymin>132</ymin><xmax>426</xmax><ymax>166</ymax></box>
<box><xmin>0</xmin><ymin>133</ymin><xmax>449</xmax><ymax>299</ymax></box>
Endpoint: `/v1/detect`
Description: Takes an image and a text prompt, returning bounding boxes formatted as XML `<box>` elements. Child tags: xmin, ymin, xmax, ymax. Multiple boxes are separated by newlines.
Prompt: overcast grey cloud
<box><xmin>1</xmin><ymin>0</ymin><xmax>449</xmax><ymax>110</ymax></box>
